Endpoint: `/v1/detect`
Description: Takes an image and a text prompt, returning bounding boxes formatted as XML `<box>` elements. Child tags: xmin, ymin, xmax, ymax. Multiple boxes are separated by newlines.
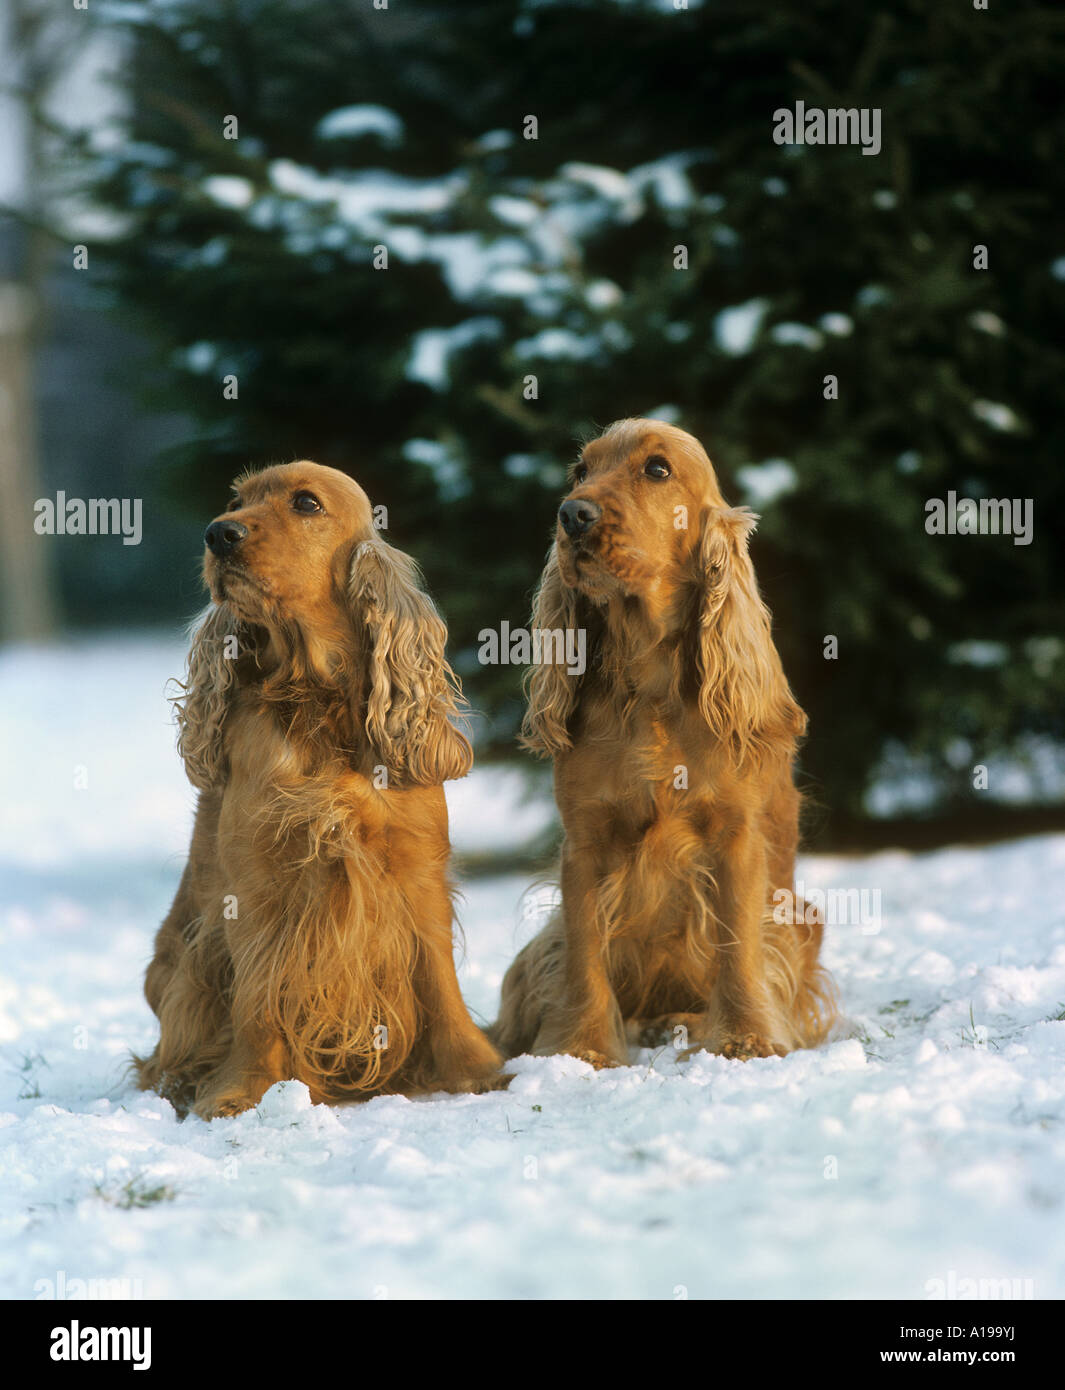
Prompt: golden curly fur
<box><xmin>491</xmin><ymin>420</ymin><xmax>837</xmax><ymax>1066</ymax></box>
<box><xmin>135</xmin><ymin>462</ymin><xmax>503</xmax><ymax>1118</ymax></box>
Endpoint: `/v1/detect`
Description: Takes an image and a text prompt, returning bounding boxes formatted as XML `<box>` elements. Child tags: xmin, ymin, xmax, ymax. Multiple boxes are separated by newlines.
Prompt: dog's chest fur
<box><xmin>560</xmin><ymin>697</ymin><xmax>738</xmax><ymax>935</ymax></box>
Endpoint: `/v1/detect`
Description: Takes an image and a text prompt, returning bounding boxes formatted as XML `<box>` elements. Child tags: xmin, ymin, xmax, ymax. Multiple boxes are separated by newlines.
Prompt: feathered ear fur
<box><xmin>520</xmin><ymin>543</ymin><xmax>584</xmax><ymax>759</ymax></box>
<box><xmin>696</xmin><ymin>506</ymin><xmax>805</xmax><ymax>762</ymax></box>
<box><xmin>174</xmin><ymin>602</ymin><xmax>248</xmax><ymax>791</ymax></box>
<box><xmin>349</xmin><ymin>538</ymin><xmax>473</xmax><ymax>786</ymax></box>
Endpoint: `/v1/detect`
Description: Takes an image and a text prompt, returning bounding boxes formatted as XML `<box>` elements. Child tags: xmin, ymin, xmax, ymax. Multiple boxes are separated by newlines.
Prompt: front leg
<box><xmin>533</xmin><ymin>842</ymin><xmax>627</xmax><ymax>1067</ymax></box>
<box><xmin>192</xmin><ymin>1026</ymin><xmax>290</xmax><ymax>1119</ymax></box>
<box><xmin>687</xmin><ymin>824</ymin><xmax>786</xmax><ymax>1061</ymax></box>
<box><xmin>136</xmin><ymin>913</ymin><xmax>233</xmax><ymax>1112</ymax></box>
<box><xmin>414</xmin><ymin>919</ymin><xmax>510</xmax><ymax>1093</ymax></box>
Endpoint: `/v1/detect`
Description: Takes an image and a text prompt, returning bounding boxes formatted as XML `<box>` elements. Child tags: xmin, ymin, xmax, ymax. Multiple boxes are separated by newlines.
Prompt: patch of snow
<box><xmin>714</xmin><ymin>298</ymin><xmax>769</xmax><ymax>355</ymax></box>
<box><xmin>316</xmin><ymin>106</ymin><xmax>403</xmax><ymax>146</ymax></box>
<box><xmin>201</xmin><ymin>175</ymin><xmax>254</xmax><ymax>210</ymax></box>
<box><xmin>629</xmin><ymin>154</ymin><xmax>697</xmax><ymax>211</ymax></box>
<box><xmin>971</xmin><ymin>400</ymin><xmax>1023</xmax><ymax>433</ymax></box>
<box><xmin>734</xmin><ymin>459</ymin><xmax>799</xmax><ymax>507</ymax></box>
<box><xmin>513</xmin><ymin>327</ymin><xmax>603</xmax><ymax>361</ymax></box>
<box><xmin>947</xmin><ymin>641</ymin><xmax>1009</xmax><ymax>668</ymax></box>
<box><xmin>818</xmin><ymin>312</ymin><xmax>853</xmax><ymax>336</ymax></box>
<box><xmin>407</xmin><ymin>318</ymin><xmax>502</xmax><ymax>390</ymax></box>
<box><xmin>969</xmin><ymin>311</ymin><xmax>1005</xmax><ymax>337</ymax></box>
<box><xmin>400</xmin><ymin>438</ymin><xmax>468</xmax><ymax>501</ymax></box>
<box><xmin>769</xmin><ymin>322</ymin><xmax>824</xmax><ymax>350</ymax></box>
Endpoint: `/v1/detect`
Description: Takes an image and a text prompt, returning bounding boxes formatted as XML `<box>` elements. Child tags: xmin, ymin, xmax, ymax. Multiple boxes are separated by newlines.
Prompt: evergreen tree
<box><xmin>75</xmin><ymin>0</ymin><xmax>1065</xmax><ymax>829</ymax></box>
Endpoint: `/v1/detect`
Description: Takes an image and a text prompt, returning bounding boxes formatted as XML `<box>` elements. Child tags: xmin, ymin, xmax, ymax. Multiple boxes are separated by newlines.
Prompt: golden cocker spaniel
<box><xmin>492</xmin><ymin>419</ymin><xmax>837</xmax><ymax>1066</ymax></box>
<box><xmin>135</xmin><ymin>462</ymin><xmax>504</xmax><ymax>1118</ymax></box>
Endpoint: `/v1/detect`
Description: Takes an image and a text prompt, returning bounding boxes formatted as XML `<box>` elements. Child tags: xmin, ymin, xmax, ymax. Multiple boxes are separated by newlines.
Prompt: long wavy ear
<box><xmin>349</xmin><ymin>538</ymin><xmax>473</xmax><ymax>786</ymax></box>
<box><xmin>520</xmin><ymin>543</ymin><xmax>584</xmax><ymax>759</ymax></box>
<box><xmin>696</xmin><ymin>506</ymin><xmax>805</xmax><ymax>763</ymax></box>
<box><xmin>173</xmin><ymin>602</ymin><xmax>247</xmax><ymax>790</ymax></box>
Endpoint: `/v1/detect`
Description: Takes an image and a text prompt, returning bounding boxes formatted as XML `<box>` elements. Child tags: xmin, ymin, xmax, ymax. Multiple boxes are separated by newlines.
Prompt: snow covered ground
<box><xmin>1</xmin><ymin>634</ymin><xmax>1063</xmax><ymax>1300</ymax></box>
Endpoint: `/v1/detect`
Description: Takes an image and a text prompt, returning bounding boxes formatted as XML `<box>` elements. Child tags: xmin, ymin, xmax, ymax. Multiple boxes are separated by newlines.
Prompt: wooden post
<box><xmin>0</xmin><ymin>278</ymin><xmax>58</xmax><ymax>641</ymax></box>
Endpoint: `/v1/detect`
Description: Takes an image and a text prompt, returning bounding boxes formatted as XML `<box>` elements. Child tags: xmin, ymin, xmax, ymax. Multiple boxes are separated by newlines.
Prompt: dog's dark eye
<box><xmin>644</xmin><ymin>455</ymin><xmax>671</xmax><ymax>480</ymax></box>
<box><xmin>573</xmin><ymin>463</ymin><xmax>588</xmax><ymax>485</ymax></box>
<box><xmin>292</xmin><ymin>491</ymin><xmax>323</xmax><ymax>514</ymax></box>
<box><xmin>226</xmin><ymin>497</ymin><xmax>241</xmax><ymax>512</ymax></box>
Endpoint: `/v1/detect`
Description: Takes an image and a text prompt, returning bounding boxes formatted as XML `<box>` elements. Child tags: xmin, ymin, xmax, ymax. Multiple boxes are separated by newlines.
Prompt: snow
<box><xmin>268</xmin><ymin>160</ymin><xmax>461</xmax><ymax>225</ymax></box>
<box><xmin>470</xmin><ymin>130</ymin><xmax>513</xmax><ymax>154</ymax></box>
<box><xmin>584</xmin><ymin>278</ymin><xmax>624</xmax><ymax>310</ymax></box>
<box><xmin>558</xmin><ymin>162</ymin><xmax>643</xmax><ymax>220</ymax></box>
<box><xmin>2</xmin><ymin>636</ymin><xmax>1064</xmax><ymax>1299</ymax></box>
<box><xmin>522</xmin><ymin>0</ymin><xmax>705</xmax><ymax>13</ymax></box>
<box><xmin>140</xmin><ymin>141</ymin><xmax>720</xmax><ymax>395</ymax></box>
<box><xmin>947</xmin><ymin>641</ymin><xmax>1009</xmax><ymax>668</ymax></box>
<box><xmin>201</xmin><ymin>175</ymin><xmax>254</xmax><ymax>210</ymax></box>
<box><xmin>177</xmin><ymin>340</ymin><xmax>219</xmax><ymax>374</ymax></box>
<box><xmin>488</xmin><ymin>195</ymin><xmax>540</xmax><ymax>229</ymax></box>
<box><xmin>969</xmin><ymin>311</ymin><xmax>1006</xmax><ymax>337</ymax></box>
<box><xmin>315</xmin><ymin>106</ymin><xmax>403</xmax><ymax>146</ymax></box>
<box><xmin>818</xmin><ymin>312</ymin><xmax>854</xmax><ymax>336</ymax></box>
<box><xmin>513</xmin><ymin>327</ymin><xmax>604</xmax><ymax>362</ymax></box>
<box><xmin>408</xmin><ymin>318</ymin><xmax>503</xmax><ymax>391</ymax></box>
<box><xmin>399</xmin><ymin>438</ymin><xmax>468</xmax><ymax>501</ymax></box>
<box><xmin>866</xmin><ymin>734</ymin><xmax>1065</xmax><ymax>818</ymax></box>
<box><xmin>971</xmin><ymin>400</ymin><xmax>1024</xmax><ymax>433</ymax></box>
<box><xmin>734</xmin><ymin>458</ymin><xmax>799</xmax><ymax>507</ymax></box>
<box><xmin>629</xmin><ymin>154</ymin><xmax>699</xmax><ymax>212</ymax></box>
<box><xmin>769</xmin><ymin>321</ymin><xmax>825</xmax><ymax>350</ymax></box>
<box><xmin>714</xmin><ymin>297</ymin><xmax>768</xmax><ymax>355</ymax></box>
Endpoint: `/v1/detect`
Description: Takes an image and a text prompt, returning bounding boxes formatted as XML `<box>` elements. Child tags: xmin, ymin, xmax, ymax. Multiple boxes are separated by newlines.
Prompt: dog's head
<box><xmin>179</xmin><ymin>461</ymin><xmax>471</xmax><ymax>789</ymax></box>
<box><xmin>554</xmin><ymin>419</ymin><xmax>727</xmax><ymax>614</ymax></box>
<box><xmin>524</xmin><ymin>420</ymin><xmax>804</xmax><ymax>761</ymax></box>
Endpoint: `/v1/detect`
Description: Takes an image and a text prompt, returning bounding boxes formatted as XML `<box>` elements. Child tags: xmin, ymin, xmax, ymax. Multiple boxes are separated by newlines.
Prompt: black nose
<box><xmin>559</xmin><ymin>498</ymin><xmax>602</xmax><ymax>539</ymax></box>
<box><xmin>204</xmin><ymin>519</ymin><xmax>248</xmax><ymax>558</ymax></box>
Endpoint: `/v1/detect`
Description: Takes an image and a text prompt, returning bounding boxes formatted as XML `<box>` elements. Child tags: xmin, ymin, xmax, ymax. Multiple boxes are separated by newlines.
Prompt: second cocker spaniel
<box><xmin>492</xmin><ymin>419</ymin><xmax>837</xmax><ymax>1066</ymax></box>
